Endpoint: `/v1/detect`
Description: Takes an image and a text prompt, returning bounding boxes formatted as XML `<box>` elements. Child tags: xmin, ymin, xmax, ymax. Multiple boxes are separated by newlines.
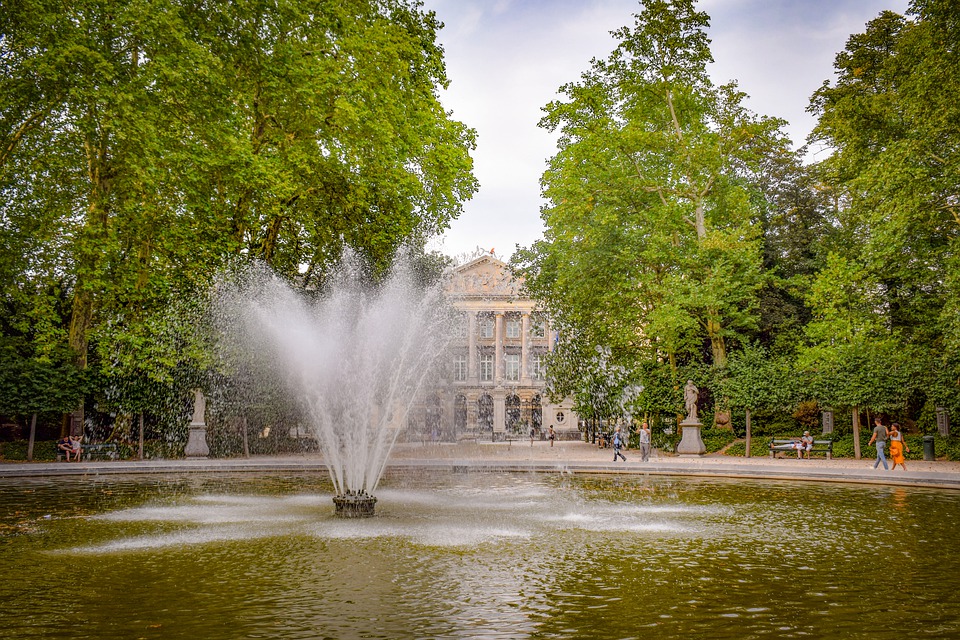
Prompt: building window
<box><xmin>479</xmin><ymin>354</ymin><xmax>494</xmax><ymax>381</ymax></box>
<box><xmin>530</xmin><ymin>317</ymin><xmax>546</xmax><ymax>338</ymax></box>
<box><xmin>505</xmin><ymin>354</ymin><xmax>520</xmax><ymax>381</ymax></box>
<box><xmin>454</xmin><ymin>354</ymin><xmax>468</xmax><ymax>381</ymax></box>
<box><xmin>479</xmin><ymin>316</ymin><xmax>495</xmax><ymax>339</ymax></box>
<box><xmin>506</xmin><ymin>318</ymin><xmax>521</xmax><ymax>338</ymax></box>
<box><xmin>454</xmin><ymin>315</ymin><xmax>468</xmax><ymax>339</ymax></box>
<box><xmin>531</xmin><ymin>352</ymin><xmax>546</xmax><ymax>380</ymax></box>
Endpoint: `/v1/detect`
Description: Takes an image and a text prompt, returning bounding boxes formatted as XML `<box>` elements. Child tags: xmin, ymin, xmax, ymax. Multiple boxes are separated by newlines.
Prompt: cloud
<box><xmin>423</xmin><ymin>0</ymin><xmax>909</xmax><ymax>260</ymax></box>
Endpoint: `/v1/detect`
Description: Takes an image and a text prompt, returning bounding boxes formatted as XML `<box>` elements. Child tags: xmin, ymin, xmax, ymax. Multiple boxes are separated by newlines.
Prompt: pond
<box><xmin>1</xmin><ymin>471</ymin><xmax>958</xmax><ymax>639</ymax></box>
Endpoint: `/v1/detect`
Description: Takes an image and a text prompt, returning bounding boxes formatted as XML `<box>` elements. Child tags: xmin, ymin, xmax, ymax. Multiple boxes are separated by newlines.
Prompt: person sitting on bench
<box><xmin>57</xmin><ymin>436</ymin><xmax>81</xmax><ymax>462</ymax></box>
<box><xmin>799</xmin><ymin>431</ymin><xmax>814</xmax><ymax>459</ymax></box>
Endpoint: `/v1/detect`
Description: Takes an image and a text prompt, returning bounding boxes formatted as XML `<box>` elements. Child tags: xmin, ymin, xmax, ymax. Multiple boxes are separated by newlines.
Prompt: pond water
<box><xmin>1</xmin><ymin>471</ymin><xmax>958</xmax><ymax>639</ymax></box>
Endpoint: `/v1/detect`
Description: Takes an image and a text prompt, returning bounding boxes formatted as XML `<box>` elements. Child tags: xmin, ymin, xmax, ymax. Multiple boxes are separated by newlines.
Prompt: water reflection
<box><xmin>1</xmin><ymin>472</ymin><xmax>958</xmax><ymax>639</ymax></box>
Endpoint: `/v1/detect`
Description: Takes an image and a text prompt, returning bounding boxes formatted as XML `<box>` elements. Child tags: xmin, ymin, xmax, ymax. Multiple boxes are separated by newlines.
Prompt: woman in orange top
<box><xmin>889</xmin><ymin>423</ymin><xmax>910</xmax><ymax>471</ymax></box>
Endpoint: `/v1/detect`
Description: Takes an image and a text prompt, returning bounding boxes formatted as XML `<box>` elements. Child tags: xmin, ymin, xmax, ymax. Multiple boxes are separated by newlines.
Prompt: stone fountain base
<box><xmin>333</xmin><ymin>492</ymin><xmax>377</xmax><ymax>518</ymax></box>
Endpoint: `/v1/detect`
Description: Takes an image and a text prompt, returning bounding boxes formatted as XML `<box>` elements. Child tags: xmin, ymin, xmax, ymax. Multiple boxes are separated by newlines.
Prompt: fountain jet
<box><xmin>211</xmin><ymin>251</ymin><xmax>451</xmax><ymax>516</ymax></box>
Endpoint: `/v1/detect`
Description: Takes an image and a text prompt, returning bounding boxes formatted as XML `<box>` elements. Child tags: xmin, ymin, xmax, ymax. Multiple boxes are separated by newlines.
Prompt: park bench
<box><xmin>57</xmin><ymin>443</ymin><xmax>119</xmax><ymax>462</ymax></box>
<box><xmin>769</xmin><ymin>438</ymin><xmax>833</xmax><ymax>459</ymax></box>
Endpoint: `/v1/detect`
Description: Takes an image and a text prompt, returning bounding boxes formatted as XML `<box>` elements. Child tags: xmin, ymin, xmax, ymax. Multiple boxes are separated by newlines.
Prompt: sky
<box><xmin>421</xmin><ymin>0</ymin><xmax>910</xmax><ymax>261</ymax></box>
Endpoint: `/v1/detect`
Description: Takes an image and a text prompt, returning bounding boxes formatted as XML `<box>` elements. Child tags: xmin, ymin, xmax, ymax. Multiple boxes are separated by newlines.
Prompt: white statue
<box><xmin>192</xmin><ymin>389</ymin><xmax>207</xmax><ymax>425</ymax></box>
<box><xmin>683</xmin><ymin>380</ymin><xmax>698</xmax><ymax>423</ymax></box>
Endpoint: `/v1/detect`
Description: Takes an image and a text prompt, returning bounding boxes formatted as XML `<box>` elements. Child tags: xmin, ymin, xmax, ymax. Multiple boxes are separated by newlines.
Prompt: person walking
<box><xmin>868</xmin><ymin>417</ymin><xmax>889</xmax><ymax>470</ymax></box>
<box><xmin>639</xmin><ymin>421</ymin><xmax>651</xmax><ymax>462</ymax></box>
<box><xmin>889</xmin><ymin>423</ymin><xmax>910</xmax><ymax>471</ymax></box>
<box><xmin>548</xmin><ymin>425</ymin><xmax>556</xmax><ymax>447</ymax></box>
<box><xmin>612</xmin><ymin>426</ymin><xmax>626</xmax><ymax>462</ymax></box>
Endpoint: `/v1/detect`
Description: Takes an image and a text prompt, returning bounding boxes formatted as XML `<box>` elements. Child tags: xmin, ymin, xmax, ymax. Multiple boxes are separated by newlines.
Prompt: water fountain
<box><xmin>210</xmin><ymin>252</ymin><xmax>451</xmax><ymax>516</ymax></box>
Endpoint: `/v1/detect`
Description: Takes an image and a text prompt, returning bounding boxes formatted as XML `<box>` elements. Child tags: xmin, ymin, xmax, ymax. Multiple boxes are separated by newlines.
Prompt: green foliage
<box><xmin>0</xmin><ymin>0</ymin><xmax>476</xmax><ymax>442</ymax></box>
<box><xmin>792</xmin><ymin>401</ymin><xmax>821</xmax><ymax>431</ymax></box>
<box><xmin>0</xmin><ymin>337</ymin><xmax>87</xmax><ymax>418</ymax></box>
<box><xmin>515</xmin><ymin>0</ymin><xmax>795</xmax><ymax>426</ymax></box>
<box><xmin>729</xmin><ymin>407</ymin><xmax>803</xmax><ymax>438</ymax></box>
<box><xmin>723</xmin><ymin>439</ymin><xmax>771</xmax><ymax>458</ymax></box>
<box><xmin>0</xmin><ymin>440</ymin><xmax>59</xmax><ymax>461</ymax></box>
<box><xmin>804</xmin><ymin>0</ymin><xmax>960</xmax><ymax>420</ymax></box>
<box><xmin>700</xmin><ymin>427</ymin><xmax>736</xmax><ymax>453</ymax></box>
<box><xmin>721</xmin><ymin>345</ymin><xmax>796</xmax><ymax>412</ymax></box>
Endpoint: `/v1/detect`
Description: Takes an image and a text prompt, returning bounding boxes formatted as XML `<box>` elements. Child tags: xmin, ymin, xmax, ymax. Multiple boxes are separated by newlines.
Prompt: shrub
<box><xmin>792</xmin><ymin>401</ymin><xmax>820</xmax><ymax>430</ymax></box>
<box><xmin>0</xmin><ymin>440</ymin><xmax>58</xmax><ymax>461</ymax></box>
<box><xmin>700</xmin><ymin>427</ymin><xmax>736</xmax><ymax>453</ymax></box>
<box><xmin>723</xmin><ymin>438</ymin><xmax>771</xmax><ymax>457</ymax></box>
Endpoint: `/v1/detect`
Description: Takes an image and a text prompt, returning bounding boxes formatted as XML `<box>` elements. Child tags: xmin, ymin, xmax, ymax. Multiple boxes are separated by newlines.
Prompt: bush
<box><xmin>651</xmin><ymin>427</ymin><xmax>733</xmax><ymax>454</ymax></box>
<box><xmin>729</xmin><ymin>407</ymin><xmax>804</xmax><ymax>438</ymax></box>
<box><xmin>792</xmin><ymin>401</ymin><xmax>820</xmax><ymax>430</ymax></box>
<box><xmin>0</xmin><ymin>440</ymin><xmax>58</xmax><ymax>461</ymax></box>
<box><xmin>700</xmin><ymin>427</ymin><xmax>736</xmax><ymax>453</ymax></box>
<box><xmin>723</xmin><ymin>438</ymin><xmax>771</xmax><ymax>457</ymax></box>
<box><xmin>652</xmin><ymin>428</ymin><xmax>679</xmax><ymax>453</ymax></box>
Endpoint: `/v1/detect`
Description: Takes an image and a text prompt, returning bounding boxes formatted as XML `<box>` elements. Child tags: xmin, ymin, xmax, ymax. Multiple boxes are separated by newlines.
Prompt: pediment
<box><xmin>446</xmin><ymin>255</ymin><xmax>523</xmax><ymax>297</ymax></box>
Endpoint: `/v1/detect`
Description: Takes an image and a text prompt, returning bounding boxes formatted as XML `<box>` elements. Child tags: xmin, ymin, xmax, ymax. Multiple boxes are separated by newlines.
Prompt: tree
<box><xmin>0</xmin><ymin>339</ymin><xmax>87</xmax><ymax>459</ymax></box>
<box><xmin>721</xmin><ymin>345</ymin><xmax>796</xmax><ymax>456</ymax></box>
<box><xmin>807</xmin><ymin>3</ymin><xmax>960</xmax><ymax>425</ymax></box>
<box><xmin>1</xmin><ymin>0</ymin><xmax>477</xmax><ymax>432</ymax></box>
<box><xmin>515</xmin><ymin>0</ymin><xmax>791</xmax><ymax>421</ymax></box>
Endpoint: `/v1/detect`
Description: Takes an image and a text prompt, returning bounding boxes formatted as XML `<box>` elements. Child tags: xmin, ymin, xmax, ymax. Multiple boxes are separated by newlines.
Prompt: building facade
<box><xmin>413</xmin><ymin>255</ymin><xmax>578</xmax><ymax>442</ymax></box>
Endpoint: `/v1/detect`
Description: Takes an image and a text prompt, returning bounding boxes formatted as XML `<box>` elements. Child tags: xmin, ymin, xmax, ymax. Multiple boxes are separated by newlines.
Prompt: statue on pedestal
<box><xmin>184</xmin><ymin>388</ymin><xmax>210</xmax><ymax>458</ymax></box>
<box><xmin>683</xmin><ymin>380</ymin><xmax>699</xmax><ymax>424</ymax></box>
<box><xmin>677</xmin><ymin>379</ymin><xmax>705</xmax><ymax>455</ymax></box>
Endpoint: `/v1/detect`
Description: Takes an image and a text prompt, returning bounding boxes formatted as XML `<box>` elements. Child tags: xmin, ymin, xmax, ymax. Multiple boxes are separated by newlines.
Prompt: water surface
<box><xmin>1</xmin><ymin>471</ymin><xmax>957</xmax><ymax>638</ymax></box>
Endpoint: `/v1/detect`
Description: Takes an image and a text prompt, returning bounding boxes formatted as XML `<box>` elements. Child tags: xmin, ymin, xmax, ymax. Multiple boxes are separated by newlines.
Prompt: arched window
<box><xmin>530</xmin><ymin>394</ymin><xmax>543</xmax><ymax>432</ymax></box>
<box><xmin>454</xmin><ymin>394</ymin><xmax>467</xmax><ymax>435</ymax></box>
<box><xmin>478</xmin><ymin>394</ymin><xmax>494</xmax><ymax>432</ymax></box>
<box><xmin>506</xmin><ymin>394</ymin><xmax>522</xmax><ymax>433</ymax></box>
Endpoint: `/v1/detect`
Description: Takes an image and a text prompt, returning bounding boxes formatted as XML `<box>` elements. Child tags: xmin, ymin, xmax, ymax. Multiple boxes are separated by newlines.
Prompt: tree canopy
<box><xmin>515</xmin><ymin>0</ymin><xmax>960</xmax><ymax>435</ymax></box>
<box><xmin>0</xmin><ymin>0</ymin><xmax>476</xmax><ymax>432</ymax></box>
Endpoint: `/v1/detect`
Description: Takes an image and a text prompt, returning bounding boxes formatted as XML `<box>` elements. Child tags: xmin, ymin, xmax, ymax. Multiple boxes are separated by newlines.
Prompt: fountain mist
<box><xmin>211</xmin><ymin>252</ymin><xmax>452</xmax><ymax>514</ymax></box>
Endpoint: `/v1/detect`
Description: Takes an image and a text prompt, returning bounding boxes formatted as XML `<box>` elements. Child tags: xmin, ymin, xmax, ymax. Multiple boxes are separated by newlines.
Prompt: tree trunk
<box><xmin>745</xmin><ymin>408</ymin><xmax>752</xmax><ymax>458</ymax></box>
<box><xmin>242</xmin><ymin>416</ymin><xmax>250</xmax><ymax>458</ymax></box>
<box><xmin>706</xmin><ymin>314</ymin><xmax>727</xmax><ymax>368</ymax></box>
<box><xmin>138</xmin><ymin>412</ymin><xmax>145</xmax><ymax>460</ymax></box>
<box><xmin>853</xmin><ymin>406</ymin><xmax>862</xmax><ymax>460</ymax></box>
<box><xmin>27</xmin><ymin>413</ymin><xmax>37</xmax><ymax>462</ymax></box>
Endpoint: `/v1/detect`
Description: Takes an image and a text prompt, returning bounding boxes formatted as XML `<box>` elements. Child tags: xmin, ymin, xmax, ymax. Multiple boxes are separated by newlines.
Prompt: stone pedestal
<box><xmin>184</xmin><ymin>423</ymin><xmax>210</xmax><ymax>458</ymax></box>
<box><xmin>676</xmin><ymin>420</ymin><xmax>706</xmax><ymax>456</ymax></box>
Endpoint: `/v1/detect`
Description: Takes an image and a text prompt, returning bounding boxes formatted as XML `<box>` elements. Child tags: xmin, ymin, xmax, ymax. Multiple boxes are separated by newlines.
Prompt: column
<box><xmin>442</xmin><ymin>394</ymin><xmax>455</xmax><ymax>441</ymax></box>
<box><xmin>466</xmin><ymin>392</ymin><xmax>478</xmax><ymax>433</ymax></box>
<box><xmin>493</xmin><ymin>391</ymin><xmax>506</xmax><ymax>440</ymax></box>
<box><xmin>494</xmin><ymin>311</ymin><xmax>504</xmax><ymax>384</ymax></box>
<box><xmin>520</xmin><ymin>312</ymin><xmax>531</xmax><ymax>385</ymax></box>
<box><xmin>467</xmin><ymin>310</ymin><xmax>478</xmax><ymax>384</ymax></box>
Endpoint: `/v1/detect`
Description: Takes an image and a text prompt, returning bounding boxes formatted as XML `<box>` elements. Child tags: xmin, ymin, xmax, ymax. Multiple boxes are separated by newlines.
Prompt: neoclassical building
<box><xmin>413</xmin><ymin>255</ymin><xmax>578</xmax><ymax>441</ymax></box>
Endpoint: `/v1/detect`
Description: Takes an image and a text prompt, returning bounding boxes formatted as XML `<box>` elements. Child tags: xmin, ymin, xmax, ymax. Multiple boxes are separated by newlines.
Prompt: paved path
<box><xmin>3</xmin><ymin>440</ymin><xmax>960</xmax><ymax>490</ymax></box>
